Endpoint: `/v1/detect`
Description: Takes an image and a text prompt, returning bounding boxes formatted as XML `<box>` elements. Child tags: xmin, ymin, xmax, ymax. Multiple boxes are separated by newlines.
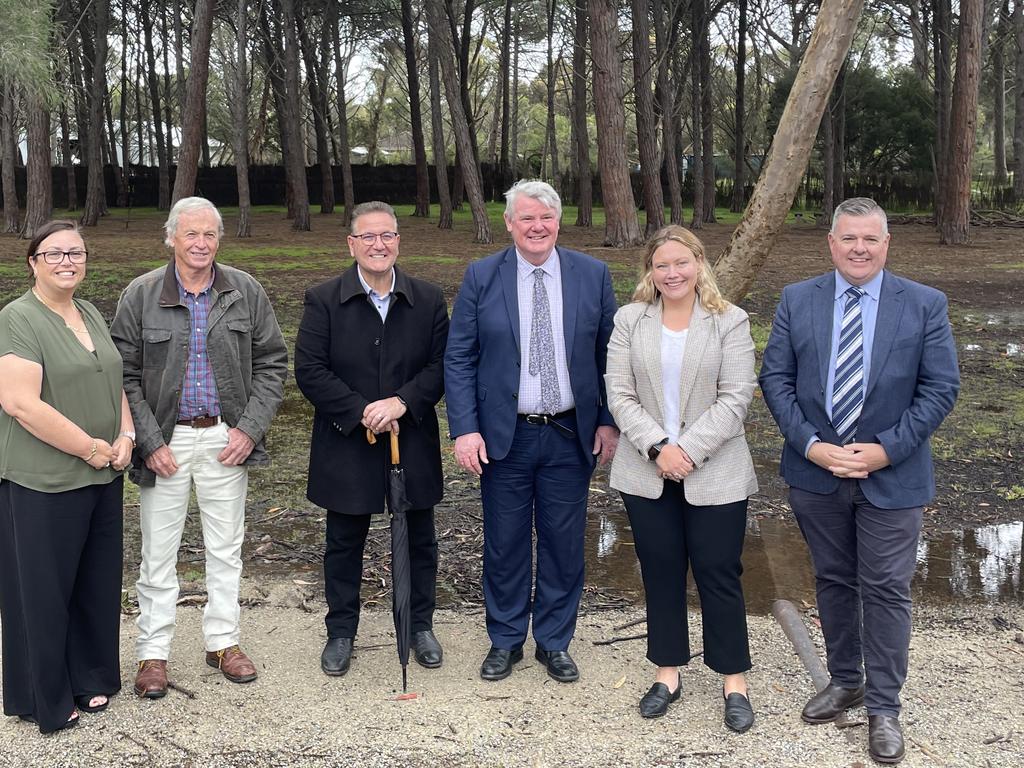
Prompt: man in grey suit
<box><xmin>759</xmin><ymin>198</ymin><xmax>959</xmax><ymax>764</ymax></box>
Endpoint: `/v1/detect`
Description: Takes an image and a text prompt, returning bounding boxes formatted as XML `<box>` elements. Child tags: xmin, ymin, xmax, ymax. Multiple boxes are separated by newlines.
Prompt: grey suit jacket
<box><xmin>605</xmin><ymin>299</ymin><xmax>758</xmax><ymax>504</ymax></box>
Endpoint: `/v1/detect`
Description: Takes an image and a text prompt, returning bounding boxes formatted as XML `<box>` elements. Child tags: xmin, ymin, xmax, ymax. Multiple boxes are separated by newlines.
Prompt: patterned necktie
<box><xmin>529</xmin><ymin>268</ymin><xmax>560</xmax><ymax>413</ymax></box>
<box><xmin>832</xmin><ymin>286</ymin><xmax>865</xmax><ymax>445</ymax></box>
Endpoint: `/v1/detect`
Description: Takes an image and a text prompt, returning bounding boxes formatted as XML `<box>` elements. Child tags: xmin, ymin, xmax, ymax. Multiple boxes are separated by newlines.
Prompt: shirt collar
<box><xmin>515</xmin><ymin>247</ymin><xmax>560</xmax><ymax>279</ymax></box>
<box><xmin>834</xmin><ymin>269</ymin><xmax>883</xmax><ymax>302</ymax></box>
<box><xmin>356</xmin><ymin>265</ymin><xmax>396</xmax><ymax>300</ymax></box>
<box><xmin>175</xmin><ymin>264</ymin><xmax>215</xmax><ymax>297</ymax></box>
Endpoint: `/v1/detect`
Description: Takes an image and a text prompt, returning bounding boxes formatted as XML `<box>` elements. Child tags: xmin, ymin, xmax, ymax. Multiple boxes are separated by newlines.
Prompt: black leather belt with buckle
<box><xmin>176</xmin><ymin>414</ymin><xmax>222</xmax><ymax>428</ymax></box>
<box><xmin>518</xmin><ymin>409</ymin><xmax>577</xmax><ymax>439</ymax></box>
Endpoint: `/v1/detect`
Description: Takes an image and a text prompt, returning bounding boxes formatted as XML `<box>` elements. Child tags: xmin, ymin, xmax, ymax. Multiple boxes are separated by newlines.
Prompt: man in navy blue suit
<box><xmin>445</xmin><ymin>180</ymin><xmax>619</xmax><ymax>683</ymax></box>
<box><xmin>760</xmin><ymin>198</ymin><xmax>959</xmax><ymax>764</ymax></box>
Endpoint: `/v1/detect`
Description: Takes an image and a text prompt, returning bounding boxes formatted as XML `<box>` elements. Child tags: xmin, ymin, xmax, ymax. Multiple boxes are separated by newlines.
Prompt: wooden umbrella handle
<box><xmin>366</xmin><ymin>428</ymin><xmax>376</xmax><ymax>445</ymax></box>
<box><xmin>390</xmin><ymin>431</ymin><xmax>400</xmax><ymax>465</ymax></box>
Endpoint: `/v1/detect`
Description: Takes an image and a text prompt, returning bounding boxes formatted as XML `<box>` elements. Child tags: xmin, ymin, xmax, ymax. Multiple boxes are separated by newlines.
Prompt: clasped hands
<box><xmin>83</xmin><ymin>435</ymin><xmax>133</xmax><ymax>471</ymax></box>
<box><xmin>361</xmin><ymin>396</ymin><xmax>407</xmax><ymax>436</ymax></box>
<box><xmin>808</xmin><ymin>441</ymin><xmax>890</xmax><ymax>478</ymax></box>
<box><xmin>656</xmin><ymin>443</ymin><xmax>694</xmax><ymax>482</ymax></box>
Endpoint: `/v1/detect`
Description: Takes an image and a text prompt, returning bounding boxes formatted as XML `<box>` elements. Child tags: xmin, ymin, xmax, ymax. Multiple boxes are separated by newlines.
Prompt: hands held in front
<box><xmin>593</xmin><ymin>425</ymin><xmax>619</xmax><ymax>466</ymax></box>
<box><xmin>83</xmin><ymin>438</ymin><xmax>116</xmax><ymax>470</ymax></box>
<box><xmin>656</xmin><ymin>443</ymin><xmax>694</xmax><ymax>482</ymax></box>
<box><xmin>454</xmin><ymin>432</ymin><xmax>488</xmax><ymax>476</ymax></box>
<box><xmin>362</xmin><ymin>397</ymin><xmax>407</xmax><ymax>435</ymax></box>
<box><xmin>110</xmin><ymin>435</ymin><xmax>134</xmax><ymax>470</ymax></box>
<box><xmin>808</xmin><ymin>441</ymin><xmax>891</xmax><ymax>479</ymax></box>
<box><xmin>218</xmin><ymin>427</ymin><xmax>256</xmax><ymax>466</ymax></box>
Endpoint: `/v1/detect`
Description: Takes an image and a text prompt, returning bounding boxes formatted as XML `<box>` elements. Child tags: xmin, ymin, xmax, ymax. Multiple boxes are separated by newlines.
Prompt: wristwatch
<box><xmin>647</xmin><ymin>439</ymin><xmax>669</xmax><ymax>461</ymax></box>
<box><xmin>120</xmin><ymin>430</ymin><xmax>137</xmax><ymax>444</ymax></box>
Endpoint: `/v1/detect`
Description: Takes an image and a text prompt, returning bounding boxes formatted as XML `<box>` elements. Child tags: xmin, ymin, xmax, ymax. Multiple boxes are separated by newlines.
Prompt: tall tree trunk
<box><xmin>173</xmin><ymin>0</ymin><xmax>187</xmax><ymax>114</ymax></box>
<box><xmin>714</xmin><ymin>0</ymin><xmax>866</xmax><ymax>304</ymax></box>
<box><xmin>428</xmin><ymin>31</ymin><xmax>453</xmax><ymax>229</ymax></box>
<box><xmin>590</xmin><ymin>0</ymin><xmax>642</xmax><ymax>246</ymax></box>
<box><xmin>119</xmin><ymin>20</ymin><xmax>131</xmax><ymax>205</ymax></box>
<box><xmin>59</xmin><ymin>84</ymin><xmax>77</xmax><ymax>210</ymax></box>
<box><xmin>297</xmin><ymin>10</ymin><xmax>335</xmax><ymax>214</ymax></box>
<box><xmin>1012</xmin><ymin>0</ymin><xmax>1024</xmax><ymax>199</ymax></box>
<box><xmin>258</xmin><ymin>7</ymin><xmax>295</xmax><ymax>217</ymax></box>
<box><xmin>279</xmin><ymin>0</ymin><xmax>310</xmax><ymax>230</ymax></box>
<box><xmin>366</xmin><ymin>65</ymin><xmax>390</xmax><ymax>168</ymax></box>
<box><xmin>909</xmin><ymin>0</ymin><xmax>930</xmax><ymax>84</ymax></box>
<box><xmin>498</xmin><ymin>0</ymin><xmax>512</xmax><ymax>196</ymax></box>
<box><xmin>330</xmin><ymin>2</ymin><xmax>355</xmax><ymax>226</ymax></box>
<box><xmin>654</xmin><ymin>0</ymin><xmax>682</xmax><ymax>223</ymax></box>
<box><xmin>832</xmin><ymin>63</ymin><xmax>846</xmax><ymax>209</ymax></box>
<box><xmin>401</xmin><ymin>0</ymin><xmax>431</xmax><ymax>216</ymax></box>
<box><xmin>690</xmin><ymin>4</ymin><xmax>705</xmax><ymax>231</ymax></box>
<box><xmin>510</xmin><ymin>13</ymin><xmax>520</xmax><ymax>178</ymax></box>
<box><xmin>81</xmin><ymin>0</ymin><xmax>110</xmax><ymax>226</ymax></box>
<box><xmin>543</xmin><ymin>0</ymin><xmax>560</xmax><ymax>190</ymax></box>
<box><xmin>820</xmin><ymin>97</ymin><xmax>836</xmax><ymax>223</ymax></box>
<box><xmin>425</xmin><ymin>0</ymin><xmax>491</xmax><ymax>242</ymax></box>
<box><xmin>933</xmin><ymin>0</ymin><xmax>953</xmax><ymax>222</ymax></box>
<box><xmin>992</xmin><ymin>0</ymin><xmax>1010</xmax><ymax>185</ymax></box>
<box><xmin>700</xmin><ymin>8</ymin><xmax>716</xmax><ymax>223</ymax></box>
<box><xmin>105</xmin><ymin>91</ymin><xmax>126</xmax><ymax>207</ymax></box>
<box><xmin>172</xmin><ymin>0</ymin><xmax>214</xmax><ymax>203</ymax></box>
<box><xmin>1</xmin><ymin>83</ymin><xmax>21</xmax><ymax>232</ymax></box>
<box><xmin>232</xmin><ymin>0</ymin><xmax>252</xmax><ymax>236</ymax></box>
<box><xmin>731</xmin><ymin>0</ymin><xmax>747</xmax><ymax>212</ymax></box>
<box><xmin>24</xmin><ymin>98</ymin><xmax>52</xmax><ymax>238</ymax></box>
<box><xmin>938</xmin><ymin>0</ymin><xmax>984</xmax><ymax>244</ymax></box>
<box><xmin>632</xmin><ymin>0</ymin><xmax>664</xmax><ymax>234</ymax></box>
<box><xmin>571</xmin><ymin>0</ymin><xmax>592</xmax><ymax>226</ymax></box>
<box><xmin>140</xmin><ymin>0</ymin><xmax>170</xmax><ymax>209</ymax></box>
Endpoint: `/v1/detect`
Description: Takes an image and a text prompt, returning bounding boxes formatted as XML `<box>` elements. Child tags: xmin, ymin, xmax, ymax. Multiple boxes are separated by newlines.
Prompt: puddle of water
<box><xmin>585</xmin><ymin>507</ymin><xmax>1023</xmax><ymax>615</ymax></box>
<box><xmin>1007</xmin><ymin>343</ymin><xmax>1021</xmax><ymax>357</ymax></box>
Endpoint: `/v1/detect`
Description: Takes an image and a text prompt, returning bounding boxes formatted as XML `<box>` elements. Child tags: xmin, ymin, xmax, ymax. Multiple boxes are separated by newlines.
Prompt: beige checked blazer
<box><xmin>605</xmin><ymin>299</ymin><xmax>758</xmax><ymax>504</ymax></box>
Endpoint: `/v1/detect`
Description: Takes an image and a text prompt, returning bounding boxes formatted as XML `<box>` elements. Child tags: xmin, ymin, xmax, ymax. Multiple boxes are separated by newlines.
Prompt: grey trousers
<box><xmin>790</xmin><ymin>481</ymin><xmax>922</xmax><ymax>717</ymax></box>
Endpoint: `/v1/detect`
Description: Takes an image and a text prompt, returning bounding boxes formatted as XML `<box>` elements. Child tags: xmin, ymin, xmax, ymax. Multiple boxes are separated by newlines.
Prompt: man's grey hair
<box><xmin>164</xmin><ymin>197</ymin><xmax>224</xmax><ymax>247</ymax></box>
<box><xmin>350</xmin><ymin>201</ymin><xmax>398</xmax><ymax>233</ymax></box>
<box><xmin>831</xmin><ymin>197</ymin><xmax>888</xmax><ymax>235</ymax></box>
<box><xmin>504</xmin><ymin>179</ymin><xmax>562</xmax><ymax>219</ymax></box>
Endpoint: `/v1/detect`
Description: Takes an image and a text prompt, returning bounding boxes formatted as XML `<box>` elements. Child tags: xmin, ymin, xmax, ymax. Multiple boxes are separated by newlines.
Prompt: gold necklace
<box><xmin>32</xmin><ymin>288</ymin><xmax>89</xmax><ymax>334</ymax></box>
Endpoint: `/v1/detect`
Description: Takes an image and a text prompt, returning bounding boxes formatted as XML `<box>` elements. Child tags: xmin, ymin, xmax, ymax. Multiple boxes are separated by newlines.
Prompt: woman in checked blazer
<box><xmin>605</xmin><ymin>225</ymin><xmax>758</xmax><ymax>730</ymax></box>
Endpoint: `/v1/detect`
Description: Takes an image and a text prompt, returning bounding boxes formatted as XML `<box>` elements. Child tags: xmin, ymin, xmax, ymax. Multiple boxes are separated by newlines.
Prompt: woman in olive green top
<box><xmin>0</xmin><ymin>221</ymin><xmax>134</xmax><ymax>733</ymax></box>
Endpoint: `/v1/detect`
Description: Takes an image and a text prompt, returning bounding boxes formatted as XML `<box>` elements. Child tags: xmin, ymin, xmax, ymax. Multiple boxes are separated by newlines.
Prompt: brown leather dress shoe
<box><xmin>134</xmin><ymin>659</ymin><xmax>168</xmax><ymax>699</ymax></box>
<box><xmin>868</xmin><ymin>715</ymin><xmax>905</xmax><ymax>764</ymax></box>
<box><xmin>206</xmin><ymin>645</ymin><xmax>258</xmax><ymax>683</ymax></box>
<box><xmin>801</xmin><ymin>682</ymin><xmax>865</xmax><ymax>723</ymax></box>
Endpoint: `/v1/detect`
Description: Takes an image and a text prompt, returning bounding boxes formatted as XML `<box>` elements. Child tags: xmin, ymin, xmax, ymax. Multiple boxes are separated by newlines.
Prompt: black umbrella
<box><xmin>368</xmin><ymin>428</ymin><xmax>413</xmax><ymax>692</ymax></box>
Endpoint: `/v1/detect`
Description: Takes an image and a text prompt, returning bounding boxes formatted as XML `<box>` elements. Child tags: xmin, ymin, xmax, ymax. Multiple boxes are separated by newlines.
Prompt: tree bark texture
<box><xmin>279</xmin><ymin>0</ymin><xmax>310</xmax><ymax>230</ymax></box>
<box><xmin>699</xmin><ymin>9</ymin><xmax>716</xmax><ymax>223</ymax></box>
<box><xmin>654</xmin><ymin>0</ymin><xmax>682</xmax><ymax>223</ymax></box>
<box><xmin>498</xmin><ymin>0</ymin><xmax>512</xmax><ymax>196</ymax></box>
<box><xmin>1</xmin><ymin>83</ymin><xmax>21</xmax><ymax>232</ymax></box>
<box><xmin>544</xmin><ymin>0</ymin><xmax>560</xmax><ymax>190</ymax></box>
<box><xmin>571</xmin><ymin>0</ymin><xmax>593</xmax><ymax>226</ymax></box>
<box><xmin>172</xmin><ymin>0</ymin><xmax>214</xmax><ymax>204</ymax></box>
<box><xmin>401</xmin><ymin>0</ymin><xmax>431</xmax><ymax>216</ymax></box>
<box><xmin>140</xmin><ymin>0</ymin><xmax>169</xmax><ymax>209</ymax></box>
<box><xmin>330</xmin><ymin>2</ymin><xmax>355</xmax><ymax>226</ymax></box>
<box><xmin>81</xmin><ymin>0</ymin><xmax>110</xmax><ymax>226</ymax></box>
<box><xmin>632</xmin><ymin>0</ymin><xmax>665</xmax><ymax>235</ymax></box>
<box><xmin>232</xmin><ymin>0</ymin><xmax>252</xmax><ymax>236</ymax></box>
<box><xmin>296</xmin><ymin>10</ymin><xmax>335</xmax><ymax>214</ymax></box>
<box><xmin>428</xmin><ymin>32</ymin><xmax>453</xmax><ymax>229</ymax></box>
<box><xmin>933</xmin><ymin>0</ymin><xmax>952</xmax><ymax>222</ymax></box>
<box><xmin>1013</xmin><ymin>0</ymin><xmax>1024</xmax><ymax>199</ymax></box>
<box><xmin>590</xmin><ymin>0</ymin><xmax>642</xmax><ymax>247</ymax></box>
<box><xmin>731</xmin><ymin>0</ymin><xmax>747</xmax><ymax>212</ymax></box>
<box><xmin>714</xmin><ymin>0</ymin><xmax>867</xmax><ymax>304</ymax></box>
<box><xmin>992</xmin><ymin>0</ymin><xmax>1010</xmax><ymax>185</ymax></box>
<box><xmin>24</xmin><ymin>98</ymin><xmax>52</xmax><ymax>238</ymax></box>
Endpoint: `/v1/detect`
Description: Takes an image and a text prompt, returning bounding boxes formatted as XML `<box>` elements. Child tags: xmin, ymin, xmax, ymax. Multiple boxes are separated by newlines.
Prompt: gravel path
<box><xmin>1</xmin><ymin>582</ymin><xmax>1021</xmax><ymax>767</ymax></box>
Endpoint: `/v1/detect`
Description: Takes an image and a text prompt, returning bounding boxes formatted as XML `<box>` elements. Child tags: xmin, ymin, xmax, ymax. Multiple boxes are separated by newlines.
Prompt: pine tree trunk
<box><xmin>330</xmin><ymin>2</ymin><xmax>355</xmax><ymax>226</ymax></box>
<box><xmin>544</xmin><ymin>0</ymin><xmax>560</xmax><ymax>191</ymax></box>
<box><xmin>297</xmin><ymin>10</ymin><xmax>335</xmax><ymax>214</ymax></box>
<box><xmin>232</xmin><ymin>0</ymin><xmax>253</xmax><ymax>236</ymax></box>
<box><xmin>993</xmin><ymin>0</ymin><xmax>1010</xmax><ymax>186</ymax></box>
<box><xmin>428</xmin><ymin>34</ymin><xmax>453</xmax><ymax>229</ymax></box>
<box><xmin>731</xmin><ymin>0</ymin><xmax>747</xmax><ymax>212</ymax></box>
<box><xmin>280</xmin><ymin>0</ymin><xmax>310</xmax><ymax>230</ymax></box>
<box><xmin>140</xmin><ymin>0</ymin><xmax>169</xmax><ymax>209</ymax></box>
<box><xmin>571</xmin><ymin>0</ymin><xmax>593</xmax><ymax>226</ymax></box>
<box><xmin>498</xmin><ymin>0</ymin><xmax>512</xmax><ymax>196</ymax></box>
<box><xmin>81</xmin><ymin>0</ymin><xmax>110</xmax><ymax>227</ymax></box>
<box><xmin>401</xmin><ymin>0</ymin><xmax>431</xmax><ymax>216</ymax></box>
<box><xmin>654</xmin><ymin>0</ymin><xmax>682</xmax><ymax>223</ymax></box>
<box><xmin>172</xmin><ymin>0</ymin><xmax>214</xmax><ymax>204</ymax></box>
<box><xmin>23</xmin><ymin>99</ymin><xmax>52</xmax><ymax>238</ymax></box>
<box><xmin>1</xmin><ymin>83</ymin><xmax>21</xmax><ymax>232</ymax></box>
<box><xmin>632</xmin><ymin>0</ymin><xmax>664</xmax><ymax>235</ymax></box>
<box><xmin>1012</xmin><ymin>0</ymin><xmax>1024</xmax><ymax>200</ymax></box>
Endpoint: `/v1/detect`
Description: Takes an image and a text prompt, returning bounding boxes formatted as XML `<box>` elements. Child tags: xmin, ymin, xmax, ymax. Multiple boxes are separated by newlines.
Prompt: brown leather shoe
<box><xmin>868</xmin><ymin>715</ymin><xmax>905</xmax><ymax>764</ymax></box>
<box><xmin>134</xmin><ymin>659</ymin><xmax>168</xmax><ymax>699</ymax></box>
<box><xmin>206</xmin><ymin>645</ymin><xmax>258</xmax><ymax>683</ymax></box>
<box><xmin>801</xmin><ymin>682</ymin><xmax>865</xmax><ymax>723</ymax></box>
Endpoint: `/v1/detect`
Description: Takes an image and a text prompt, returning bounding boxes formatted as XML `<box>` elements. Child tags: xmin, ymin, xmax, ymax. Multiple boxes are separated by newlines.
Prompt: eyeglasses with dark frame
<box><xmin>350</xmin><ymin>232</ymin><xmax>398</xmax><ymax>245</ymax></box>
<box><xmin>34</xmin><ymin>249</ymin><xmax>89</xmax><ymax>264</ymax></box>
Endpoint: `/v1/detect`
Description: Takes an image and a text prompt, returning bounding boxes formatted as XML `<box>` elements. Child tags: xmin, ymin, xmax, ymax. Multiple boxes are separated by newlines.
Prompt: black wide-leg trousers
<box><xmin>0</xmin><ymin>477</ymin><xmax>124</xmax><ymax>733</ymax></box>
<box><xmin>621</xmin><ymin>485</ymin><xmax>751</xmax><ymax>674</ymax></box>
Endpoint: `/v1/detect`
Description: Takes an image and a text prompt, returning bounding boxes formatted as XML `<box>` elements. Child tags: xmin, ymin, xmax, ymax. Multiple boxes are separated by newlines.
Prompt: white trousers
<box><xmin>135</xmin><ymin>423</ymin><xmax>248</xmax><ymax>660</ymax></box>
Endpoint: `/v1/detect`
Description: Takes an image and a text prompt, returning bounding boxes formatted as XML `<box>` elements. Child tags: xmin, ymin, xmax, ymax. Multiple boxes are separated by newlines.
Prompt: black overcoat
<box><xmin>294</xmin><ymin>264</ymin><xmax>449</xmax><ymax>514</ymax></box>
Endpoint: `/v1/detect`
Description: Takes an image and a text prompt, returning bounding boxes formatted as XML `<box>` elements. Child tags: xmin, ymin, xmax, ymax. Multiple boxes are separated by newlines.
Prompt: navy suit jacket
<box><xmin>758</xmin><ymin>270</ymin><xmax>960</xmax><ymax>509</ymax></box>
<box><xmin>444</xmin><ymin>245</ymin><xmax>617</xmax><ymax>463</ymax></box>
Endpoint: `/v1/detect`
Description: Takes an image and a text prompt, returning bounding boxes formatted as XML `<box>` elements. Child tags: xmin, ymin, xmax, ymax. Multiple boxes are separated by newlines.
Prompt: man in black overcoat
<box><xmin>294</xmin><ymin>201</ymin><xmax>449</xmax><ymax>677</ymax></box>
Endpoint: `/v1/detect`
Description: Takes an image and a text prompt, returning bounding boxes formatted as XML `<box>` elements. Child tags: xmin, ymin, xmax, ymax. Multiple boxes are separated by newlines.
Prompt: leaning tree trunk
<box><xmin>231</xmin><ymin>0</ymin><xmax>252</xmax><ymax>236</ymax></box>
<box><xmin>0</xmin><ymin>83</ymin><xmax>20</xmax><ymax>232</ymax></box>
<box><xmin>428</xmin><ymin>32</ymin><xmax>453</xmax><ymax>229</ymax></box>
<box><xmin>571</xmin><ymin>0</ymin><xmax>593</xmax><ymax>226</ymax></box>
<box><xmin>172</xmin><ymin>0</ymin><xmax>214</xmax><ymax>204</ymax></box>
<box><xmin>714</xmin><ymin>0</ymin><xmax>867</xmax><ymax>304</ymax></box>
<box><xmin>425</xmin><ymin>0</ymin><xmax>491</xmax><ymax>243</ymax></box>
<box><xmin>23</xmin><ymin>98</ymin><xmax>52</xmax><ymax>238</ymax></box>
<box><xmin>938</xmin><ymin>0</ymin><xmax>984</xmax><ymax>244</ymax></box>
<box><xmin>401</xmin><ymin>0</ymin><xmax>430</xmax><ymax>216</ymax></box>
<box><xmin>632</xmin><ymin>0</ymin><xmax>665</xmax><ymax>235</ymax></box>
<box><xmin>590</xmin><ymin>0</ymin><xmax>642</xmax><ymax>247</ymax></box>
<box><xmin>81</xmin><ymin>0</ymin><xmax>110</xmax><ymax>227</ymax></box>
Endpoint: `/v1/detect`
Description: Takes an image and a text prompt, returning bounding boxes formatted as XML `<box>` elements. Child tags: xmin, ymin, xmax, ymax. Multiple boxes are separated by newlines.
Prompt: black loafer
<box><xmin>321</xmin><ymin>637</ymin><xmax>353</xmax><ymax>677</ymax></box>
<box><xmin>534</xmin><ymin>648</ymin><xmax>579</xmax><ymax>682</ymax></box>
<box><xmin>639</xmin><ymin>675</ymin><xmax>681</xmax><ymax>718</ymax></box>
<box><xmin>868</xmin><ymin>715</ymin><xmax>905</xmax><ymax>764</ymax></box>
<box><xmin>412</xmin><ymin>630</ymin><xmax>443</xmax><ymax>668</ymax></box>
<box><xmin>480</xmin><ymin>646</ymin><xmax>523</xmax><ymax>680</ymax></box>
<box><xmin>724</xmin><ymin>691</ymin><xmax>755</xmax><ymax>733</ymax></box>
<box><xmin>801</xmin><ymin>682</ymin><xmax>865</xmax><ymax>723</ymax></box>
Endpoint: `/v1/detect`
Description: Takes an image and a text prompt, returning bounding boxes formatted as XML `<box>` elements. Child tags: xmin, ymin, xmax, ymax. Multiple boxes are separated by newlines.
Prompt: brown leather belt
<box><xmin>176</xmin><ymin>415</ymin><xmax>222</xmax><ymax>428</ymax></box>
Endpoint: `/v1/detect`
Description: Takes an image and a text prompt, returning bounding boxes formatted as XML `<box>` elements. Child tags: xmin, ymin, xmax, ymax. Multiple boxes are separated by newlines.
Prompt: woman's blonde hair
<box><xmin>631</xmin><ymin>225</ymin><xmax>729</xmax><ymax>313</ymax></box>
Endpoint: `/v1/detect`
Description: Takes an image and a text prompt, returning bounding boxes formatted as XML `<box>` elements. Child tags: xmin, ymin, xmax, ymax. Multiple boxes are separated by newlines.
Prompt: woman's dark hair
<box><xmin>26</xmin><ymin>220</ymin><xmax>80</xmax><ymax>279</ymax></box>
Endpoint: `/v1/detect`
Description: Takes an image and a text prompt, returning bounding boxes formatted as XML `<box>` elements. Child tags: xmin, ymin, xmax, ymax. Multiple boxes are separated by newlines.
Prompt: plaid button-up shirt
<box><xmin>176</xmin><ymin>266</ymin><xmax>221</xmax><ymax>420</ymax></box>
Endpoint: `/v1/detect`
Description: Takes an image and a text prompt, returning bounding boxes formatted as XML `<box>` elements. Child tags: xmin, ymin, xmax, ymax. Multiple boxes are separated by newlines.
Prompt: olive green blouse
<box><xmin>0</xmin><ymin>289</ymin><xmax>122</xmax><ymax>492</ymax></box>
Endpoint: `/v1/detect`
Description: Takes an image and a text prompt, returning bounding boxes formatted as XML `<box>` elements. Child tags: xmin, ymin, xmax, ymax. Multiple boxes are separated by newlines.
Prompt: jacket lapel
<box><xmin>498</xmin><ymin>248</ymin><xmax>521</xmax><ymax>355</ymax></box>
<box><xmin>638</xmin><ymin>301</ymin><xmax>665</xmax><ymax>422</ymax></box>
<box><xmin>677</xmin><ymin>302</ymin><xmax>712</xmax><ymax>416</ymax></box>
<box><xmin>813</xmin><ymin>273</ymin><xmax>835</xmax><ymax>391</ymax></box>
<box><xmin>865</xmin><ymin>271</ymin><xmax>904</xmax><ymax>400</ymax></box>
<box><xmin>558</xmin><ymin>247</ymin><xmax>579</xmax><ymax>366</ymax></box>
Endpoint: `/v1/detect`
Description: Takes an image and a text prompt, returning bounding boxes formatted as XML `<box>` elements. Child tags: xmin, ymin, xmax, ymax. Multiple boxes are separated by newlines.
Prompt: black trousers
<box><xmin>621</xmin><ymin>486</ymin><xmax>751</xmax><ymax>674</ymax></box>
<box><xmin>0</xmin><ymin>477</ymin><xmax>124</xmax><ymax>734</ymax></box>
<box><xmin>324</xmin><ymin>508</ymin><xmax>437</xmax><ymax>638</ymax></box>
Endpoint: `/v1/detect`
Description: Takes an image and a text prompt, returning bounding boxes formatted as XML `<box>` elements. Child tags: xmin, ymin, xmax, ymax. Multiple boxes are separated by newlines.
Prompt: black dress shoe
<box><xmin>412</xmin><ymin>630</ymin><xmax>443</xmax><ymax>668</ymax></box>
<box><xmin>534</xmin><ymin>648</ymin><xmax>579</xmax><ymax>682</ymax></box>
<box><xmin>639</xmin><ymin>675</ymin><xmax>681</xmax><ymax>718</ymax></box>
<box><xmin>480</xmin><ymin>646</ymin><xmax>523</xmax><ymax>680</ymax></box>
<box><xmin>868</xmin><ymin>715</ymin><xmax>905</xmax><ymax>764</ymax></box>
<box><xmin>801</xmin><ymin>682</ymin><xmax>865</xmax><ymax>723</ymax></box>
<box><xmin>321</xmin><ymin>637</ymin><xmax>353</xmax><ymax>677</ymax></box>
<box><xmin>724</xmin><ymin>690</ymin><xmax>755</xmax><ymax>733</ymax></box>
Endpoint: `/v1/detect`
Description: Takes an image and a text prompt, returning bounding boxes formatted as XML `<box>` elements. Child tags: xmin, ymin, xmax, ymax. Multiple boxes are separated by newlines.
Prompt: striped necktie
<box><xmin>832</xmin><ymin>286</ymin><xmax>865</xmax><ymax>444</ymax></box>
